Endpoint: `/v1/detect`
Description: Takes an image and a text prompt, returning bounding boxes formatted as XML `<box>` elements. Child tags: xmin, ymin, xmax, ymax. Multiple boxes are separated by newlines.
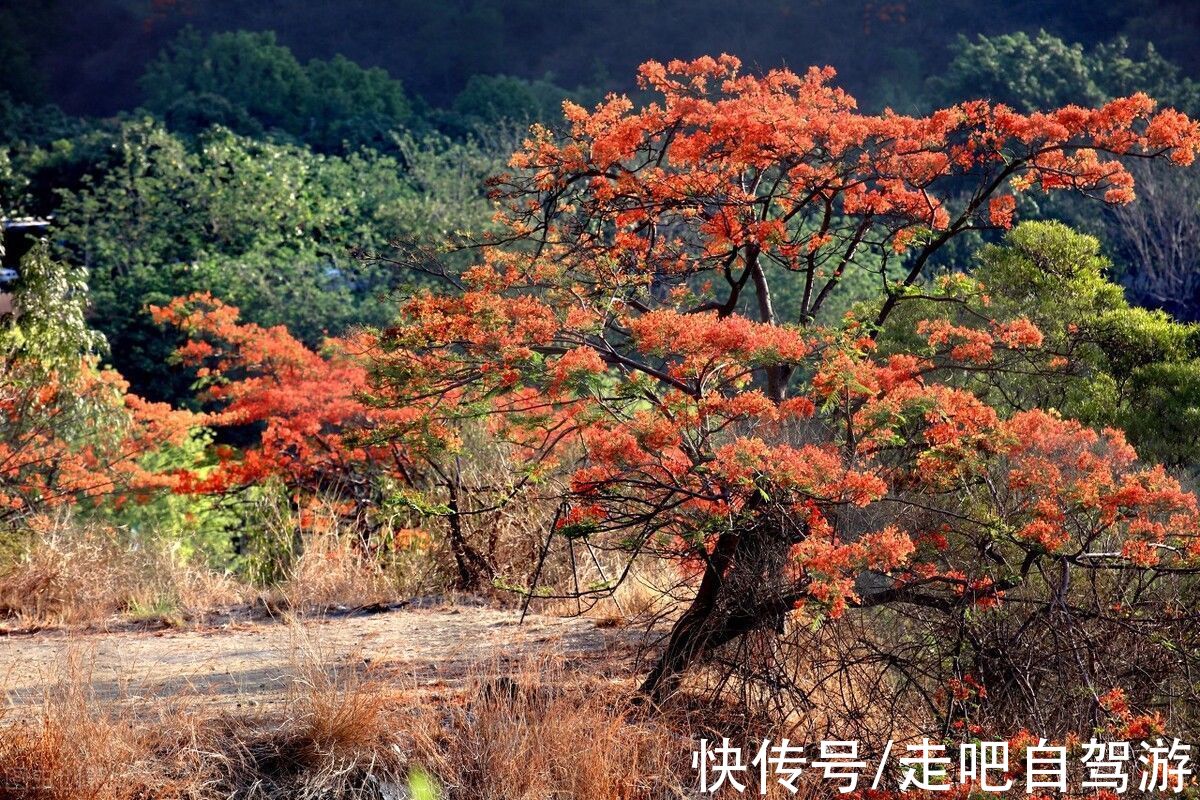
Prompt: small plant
<box><xmin>124</xmin><ymin>593</ymin><xmax>185</xmax><ymax>627</ymax></box>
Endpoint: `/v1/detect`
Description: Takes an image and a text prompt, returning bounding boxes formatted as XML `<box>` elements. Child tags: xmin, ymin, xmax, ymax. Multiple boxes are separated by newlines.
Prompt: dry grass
<box><xmin>0</xmin><ymin>638</ymin><xmax>746</xmax><ymax>800</ymax></box>
<box><xmin>266</xmin><ymin>530</ymin><xmax>411</xmax><ymax>615</ymax></box>
<box><xmin>0</xmin><ymin>507</ymin><xmax>451</xmax><ymax>629</ymax></box>
<box><xmin>0</xmin><ymin>515</ymin><xmax>243</xmax><ymax>629</ymax></box>
<box><xmin>538</xmin><ymin>556</ymin><xmax>684</xmax><ymax>632</ymax></box>
<box><xmin>265</xmin><ymin>532</ymin><xmax>444</xmax><ymax>618</ymax></box>
<box><xmin>204</xmin><ymin>632</ymin><xmax>408</xmax><ymax>799</ymax></box>
<box><xmin>405</xmin><ymin>656</ymin><xmax>692</xmax><ymax>800</ymax></box>
<box><xmin>0</xmin><ymin>511</ymin><xmax>920</xmax><ymax>798</ymax></box>
<box><xmin>255</xmin><ymin>497</ymin><xmax>452</xmax><ymax>616</ymax></box>
<box><xmin>0</xmin><ymin>636</ymin><xmax>407</xmax><ymax>800</ymax></box>
<box><xmin>0</xmin><ymin>649</ymin><xmax>213</xmax><ymax>799</ymax></box>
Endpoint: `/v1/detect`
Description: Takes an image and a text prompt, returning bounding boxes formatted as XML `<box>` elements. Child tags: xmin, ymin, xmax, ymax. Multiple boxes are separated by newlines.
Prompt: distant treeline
<box><xmin>3</xmin><ymin>0</ymin><xmax>1200</xmax><ymax>116</ymax></box>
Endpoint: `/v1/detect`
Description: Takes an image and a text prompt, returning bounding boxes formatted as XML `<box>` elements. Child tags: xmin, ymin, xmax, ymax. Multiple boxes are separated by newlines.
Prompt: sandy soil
<box><xmin>0</xmin><ymin>605</ymin><xmax>639</xmax><ymax>715</ymax></box>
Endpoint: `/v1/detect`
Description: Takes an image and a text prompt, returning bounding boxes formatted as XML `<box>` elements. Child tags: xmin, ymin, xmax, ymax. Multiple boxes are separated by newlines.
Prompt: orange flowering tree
<box><xmin>365</xmin><ymin>53</ymin><xmax>1200</xmax><ymax>715</ymax></box>
<box><xmin>0</xmin><ymin>365</ymin><xmax>192</xmax><ymax>521</ymax></box>
<box><xmin>0</xmin><ymin>243</ymin><xmax>192</xmax><ymax>524</ymax></box>
<box><xmin>152</xmin><ymin>292</ymin><xmax>526</xmax><ymax>589</ymax></box>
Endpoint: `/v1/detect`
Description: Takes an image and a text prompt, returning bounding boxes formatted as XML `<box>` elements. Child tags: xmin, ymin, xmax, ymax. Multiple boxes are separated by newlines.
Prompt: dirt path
<box><xmin>0</xmin><ymin>606</ymin><xmax>638</xmax><ymax>715</ymax></box>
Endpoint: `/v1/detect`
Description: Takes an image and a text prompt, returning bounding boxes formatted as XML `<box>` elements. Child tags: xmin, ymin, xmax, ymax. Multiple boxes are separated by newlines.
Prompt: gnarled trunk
<box><xmin>638</xmin><ymin>516</ymin><xmax>797</xmax><ymax>701</ymax></box>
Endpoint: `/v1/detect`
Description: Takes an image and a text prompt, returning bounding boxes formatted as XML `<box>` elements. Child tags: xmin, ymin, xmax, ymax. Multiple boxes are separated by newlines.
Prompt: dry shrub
<box><xmin>270</xmin><ymin>530</ymin><xmax>405</xmax><ymax>614</ymax></box>
<box><xmin>267</xmin><ymin>507</ymin><xmax>448</xmax><ymax>615</ymax></box>
<box><xmin>581</xmin><ymin>558</ymin><xmax>682</xmax><ymax>630</ymax></box>
<box><xmin>432</xmin><ymin>425</ymin><xmax>561</xmax><ymax>592</ymax></box>
<box><xmin>404</xmin><ymin>656</ymin><xmax>691</xmax><ymax>800</ymax></box>
<box><xmin>207</xmin><ymin>641</ymin><xmax>408</xmax><ymax>799</ymax></box>
<box><xmin>668</xmin><ymin>609</ymin><xmax>933</xmax><ymax>764</ymax></box>
<box><xmin>0</xmin><ymin>514</ymin><xmax>243</xmax><ymax>629</ymax></box>
<box><xmin>1</xmin><ymin>622</ymin><xmax>812</xmax><ymax>799</ymax></box>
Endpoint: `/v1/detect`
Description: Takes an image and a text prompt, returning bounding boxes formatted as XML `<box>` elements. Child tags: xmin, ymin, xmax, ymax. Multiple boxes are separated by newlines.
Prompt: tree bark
<box><xmin>445</xmin><ymin>479</ymin><xmax>494</xmax><ymax>591</ymax></box>
<box><xmin>638</xmin><ymin>505</ymin><xmax>800</xmax><ymax>702</ymax></box>
<box><xmin>637</xmin><ymin>524</ymin><xmax>753</xmax><ymax>701</ymax></box>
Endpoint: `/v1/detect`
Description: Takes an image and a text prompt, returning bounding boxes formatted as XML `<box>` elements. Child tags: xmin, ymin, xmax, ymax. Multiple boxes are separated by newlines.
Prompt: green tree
<box><xmin>301</xmin><ymin>55</ymin><xmax>416</xmax><ymax>152</ymax></box>
<box><xmin>52</xmin><ymin>121</ymin><xmax>503</xmax><ymax>403</ymax></box>
<box><xmin>140</xmin><ymin>29</ymin><xmax>310</xmax><ymax>135</ymax></box>
<box><xmin>139</xmin><ymin>29</ymin><xmax>417</xmax><ymax>152</ymax></box>
<box><xmin>440</xmin><ymin>73</ymin><xmax>595</xmax><ymax>136</ymax></box>
<box><xmin>53</xmin><ymin>121</ymin><xmax>408</xmax><ymax>400</ymax></box>
<box><xmin>451</xmin><ymin>75</ymin><xmax>543</xmax><ymax>126</ymax></box>
<box><xmin>878</xmin><ymin>221</ymin><xmax>1200</xmax><ymax>467</ymax></box>
<box><xmin>932</xmin><ymin>31</ymin><xmax>1200</xmax><ymax>114</ymax></box>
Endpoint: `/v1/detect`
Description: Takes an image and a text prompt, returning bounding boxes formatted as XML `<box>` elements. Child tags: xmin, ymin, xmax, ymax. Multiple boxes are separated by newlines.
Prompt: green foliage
<box><xmin>140</xmin><ymin>28</ymin><xmax>310</xmax><ymax>135</ymax></box>
<box><xmin>2</xmin><ymin>239</ymin><xmax>104</xmax><ymax>374</ymax></box>
<box><xmin>1119</xmin><ymin>362</ymin><xmax>1200</xmax><ymax>467</ymax></box>
<box><xmin>231</xmin><ymin>479</ymin><xmax>301</xmax><ymax>587</ymax></box>
<box><xmin>932</xmin><ymin>31</ymin><xmax>1200</xmax><ymax>114</ymax></box>
<box><xmin>452</xmin><ymin>74</ymin><xmax>543</xmax><ymax>126</ymax></box>
<box><xmin>16</xmin><ymin>115</ymin><xmax>506</xmax><ymax>404</ymax></box>
<box><xmin>768</xmin><ymin>250</ymin><xmax>905</xmax><ymax>329</ymax></box>
<box><xmin>139</xmin><ymin>28</ymin><xmax>416</xmax><ymax>152</ymax></box>
<box><xmin>0</xmin><ymin>94</ymin><xmax>108</xmax><ymax>217</ymax></box>
<box><xmin>932</xmin><ymin>31</ymin><xmax>1099</xmax><ymax>111</ymax></box>
<box><xmin>51</xmin><ymin>120</ymin><xmax>422</xmax><ymax>400</ymax></box>
<box><xmin>303</xmin><ymin>55</ymin><xmax>417</xmax><ymax>152</ymax></box>
<box><xmin>445</xmin><ymin>73</ymin><xmax>582</xmax><ymax>131</ymax></box>
<box><xmin>0</xmin><ymin>122</ymin><xmax>118</xmax><ymax>219</ymax></box>
<box><xmin>390</xmin><ymin>131</ymin><xmax>508</xmax><ymax>245</ymax></box>
<box><xmin>0</xmin><ymin>149</ymin><xmax>21</xmax><ymax>218</ymax></box>
<box><xmin>880</xmin><ymin>221</ymin><xmax>1200</xmax><ymax>466</ymax></box>
<box><xmin>94</xmin><ymin>429</ymin><xmax>241</xmax><ymax>568</ymax></box>
<box><xmin>0</xmin><ymin>94</ymin><xmax>85</xmax><ymax>150</ymax></box>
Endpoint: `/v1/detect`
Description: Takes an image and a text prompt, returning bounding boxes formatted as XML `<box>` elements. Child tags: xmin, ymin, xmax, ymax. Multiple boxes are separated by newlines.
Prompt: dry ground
<box><xmin>0</xmin><ymin>604</ymin><xmax>640</xmax><ymax>715</ymax></box>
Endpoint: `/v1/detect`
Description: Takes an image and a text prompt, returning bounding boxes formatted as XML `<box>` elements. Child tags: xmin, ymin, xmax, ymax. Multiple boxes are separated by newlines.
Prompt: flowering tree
<box><xmin>365</xmin><ymin>53</ymin><xmax>1200</xmax><ymax>712</ymax></box>
<box><xmin>0</xmin><ymin>243</ymin><xmax>192</xmax><ymax>523</ymax></box>
<box><xmin>153</xmin><ymin>293</ymin><xmax>537</xmax><ymax>589</ymax></box>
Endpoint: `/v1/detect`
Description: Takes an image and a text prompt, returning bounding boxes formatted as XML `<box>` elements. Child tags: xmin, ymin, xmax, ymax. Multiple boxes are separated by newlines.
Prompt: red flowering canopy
<box><xmin>373</xmin><ymin>56</ymin><xmax>1200</xmax><ymax>709</ymax></box>
<box><xmin>154</xmin><ymin>293</ymin><xmax>513</xmax><ymax>588</ymax></box>
<box><xmin>150</xmin><ymin>292</ymin><xmax>460</xmax><ymax>502</ymax></box>
<box><xmin>1</xmin><ymin>244</ymin><xmax>194</xmax><ymax>523</ymax></box>
<box><xmin>0</xmin><ymin>361</ymin><xmax>193</xmax><ymax>521</ymax></box>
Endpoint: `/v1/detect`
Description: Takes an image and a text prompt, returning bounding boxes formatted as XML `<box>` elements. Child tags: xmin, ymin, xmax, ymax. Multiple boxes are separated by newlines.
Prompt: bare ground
<box><xmin>0</xmin><ymin>604</ymin><xmax>642</xmax><ymax>716</ymax></box>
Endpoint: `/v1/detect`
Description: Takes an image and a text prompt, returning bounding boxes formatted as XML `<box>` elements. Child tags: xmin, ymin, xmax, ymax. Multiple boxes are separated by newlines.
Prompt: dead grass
<box><xmin>267</xmin><ymin>529</ymin><xmax>445</xmax><ymax>616</ymax></box>
<box><xmin>249</xmin><ymin>496</ymin><xmax>452</xmax><ymax>617</ymax></box>
<box><xmin>0</xmin><ymin>506</ymin><xmax>452</xmax><ymax>630</ymax></box>
<box><xmin>405</xmin><ymin>655</ymin><xmax>692</xmax><ymax>800</ymax></box>
<box><xmin>0</xmin><ymin>635</ymin><xmax>407</xmax><ymax>800</ymax></box>
<box><xmin>0</xmin><ymin>512</ymin><xmax>919</xmax><ymax>798</ymax></box>
<box><xmin>0</xmin><ymin>636</ymin><xmax>742</xmax><ymax>800</ymax></box>
<box><xmin>0</xmin><ymin>649</ymin><xmax>213</xmax><ymax>799</ymax></box>
<box><xmin>0</xmin><ymin>515</ymin><xmax>244</xmax><ymax>630</ymax></box>
<box><xmin>203</xmin><ymin>632</ymin><xmax>407</xmax><ymax>799</ymax></box>
<box><xmin>539</xmin><ymin>557</ymin><xmax>684</xmax><ymax>632</ymax></box>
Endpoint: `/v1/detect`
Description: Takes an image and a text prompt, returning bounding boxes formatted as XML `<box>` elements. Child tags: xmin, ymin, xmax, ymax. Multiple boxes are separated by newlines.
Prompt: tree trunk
<box><xmin>445</xmin><ymin>479</ymin><xmax>494</xmax><ymax>591</ymax></box>
<box><xmin>638</xmin><ymin>585</ymin><xmax>721</xmax><ymax>700</ymax></box>
<box><xmin>638</xmin><ymin>510</ymin><xmax>798</xmax><ymax>702</ymax></box>
<box><xmin>638</xmin><ymin>529</ymin><xmax>740</xmax><ymax>701</ymax></box>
